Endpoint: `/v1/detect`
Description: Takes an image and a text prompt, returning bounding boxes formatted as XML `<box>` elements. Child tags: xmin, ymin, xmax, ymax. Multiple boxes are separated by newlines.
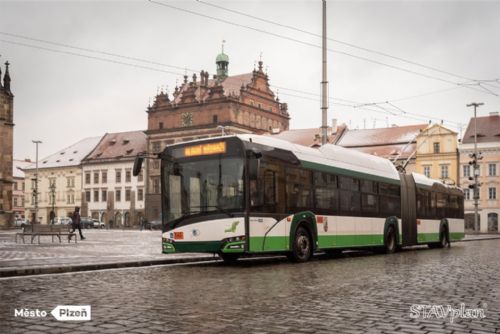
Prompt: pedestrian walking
<box><xmin>71</xmin><ymin>206</ymin><xmax>85</xmax><ymax>240</ymax></box>
<box><xmin>140</xmin><ymin>216</ymin><xmax>145</xmax><ymax>231</ymax></box>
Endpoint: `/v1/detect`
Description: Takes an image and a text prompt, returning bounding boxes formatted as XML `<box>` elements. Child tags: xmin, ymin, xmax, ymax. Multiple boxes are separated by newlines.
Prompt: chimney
<box><xmin>331</xmin><ymin>118</ymin><xmax>338</xmax><ymax>133</ymax></box>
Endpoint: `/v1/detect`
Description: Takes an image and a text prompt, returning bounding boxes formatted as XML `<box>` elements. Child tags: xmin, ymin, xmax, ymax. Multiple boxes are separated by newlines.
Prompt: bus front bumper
<box><xmin>162</xmin><ymin>239</ymin><xmax>245</xmax><ymax>254</ymax></box>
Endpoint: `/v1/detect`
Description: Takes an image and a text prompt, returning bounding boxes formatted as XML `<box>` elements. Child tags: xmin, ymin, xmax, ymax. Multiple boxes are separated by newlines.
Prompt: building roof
<box><xmin>269</xmin><ymin>126</ymin><xmax>346</xmax><ymax>147</ymax></box>
<box><xmin>25</xmin><ymin>137</ymin><xmax>102</xmax><ymax>170</ymax></box>
<box><xmin>173</xmin><ymin>72</ymin><xmax>253</xmax><ymax>104</ymax></box>
<box><xmin>337</xmin><ymin>124</ymin><xmax>428</xmax><ymax>147</ymax></box>
<box><xmin>83</xmin><ymin>130</ymin><xmax>147</xmax><ymax>163</ymax></box>
<box><xmin>462</xmin><ymin>112</ymin><xmax>500</xmax><ymax>144</ymax></box>
<box><xmin>13</xmin><ymin>159</ymin><xmax>32</xmax><ymax>178</ymax></box>
<box><xmin>335</xmin><ymin>124</ymin><xmax>428</xmax><ymax>160</ymax></box>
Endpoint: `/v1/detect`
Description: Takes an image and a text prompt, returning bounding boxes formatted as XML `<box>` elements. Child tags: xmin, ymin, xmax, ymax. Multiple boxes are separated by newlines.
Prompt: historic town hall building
<box><xmin>145</xmin><ymin>51</ymin><xmax>289</xmax><ymax>220</ymax></box>
<box><xmin>0</xmin><ymin>61</ymin><xmax>14</xmax><ymax>229</ymax></box>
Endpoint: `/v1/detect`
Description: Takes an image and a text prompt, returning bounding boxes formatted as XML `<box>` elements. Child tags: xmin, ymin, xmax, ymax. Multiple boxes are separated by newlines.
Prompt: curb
<box><xmin>0</xmin><ymin>256</ymin><xmax>217</xmax><ymax>278</ymax></box>
<box><xmin>455</xmin><ymin>236</ymin><xmax>500</xmax><ymax>242</ymax></box>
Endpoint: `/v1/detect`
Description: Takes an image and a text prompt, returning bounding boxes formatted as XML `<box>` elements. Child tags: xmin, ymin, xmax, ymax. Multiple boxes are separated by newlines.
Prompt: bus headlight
<box><xmin>222</xmin><ymin>235</ymin><xmax>246</xmax><ymax>243</ymax></box>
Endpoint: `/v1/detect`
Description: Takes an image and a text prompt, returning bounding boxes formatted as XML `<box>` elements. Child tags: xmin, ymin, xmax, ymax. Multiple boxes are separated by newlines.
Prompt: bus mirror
<box><xmin>133</xmin><ymin>156</ymin><xmax>144</xmax><ymax>176</ymax></box>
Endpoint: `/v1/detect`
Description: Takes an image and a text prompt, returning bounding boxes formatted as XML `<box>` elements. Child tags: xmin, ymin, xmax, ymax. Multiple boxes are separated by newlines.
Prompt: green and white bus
<box><xmin>134</xmin><ymin>134</ymin><xmax>464</xmax><ymax>262</ymax></box>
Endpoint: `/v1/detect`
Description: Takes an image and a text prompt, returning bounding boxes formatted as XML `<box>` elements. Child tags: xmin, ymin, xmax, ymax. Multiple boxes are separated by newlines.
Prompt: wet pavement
<box><xmin>1</xmin><ymin>239</ymin><xmax>499</xmax><ymax>333</ymax></box>
<box><xmin>0</xmin><ymin>229</ymin><xmax>210</xmax><ymax>276</ymax></box>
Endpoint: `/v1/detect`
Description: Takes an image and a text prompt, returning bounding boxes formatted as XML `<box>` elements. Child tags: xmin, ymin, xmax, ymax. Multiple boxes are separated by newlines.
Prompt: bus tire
<box><xmin>288</xmin><ymin>225</ymin><xmax>313</xmax><ymax>262</ymax></box>
<box><xmin>437</xmin><ymin>226</ymin><xmax>450</xmax><ymax>249</ymax></box>
<box><xmin>385</xmin><ymin>225</ymin><xmax>397</xmax><ymax>254</ymax></box>
<box><xmin>219</xmin><ymin>253</ymin><xmax>240</xmax><ymax>263</ymax></box>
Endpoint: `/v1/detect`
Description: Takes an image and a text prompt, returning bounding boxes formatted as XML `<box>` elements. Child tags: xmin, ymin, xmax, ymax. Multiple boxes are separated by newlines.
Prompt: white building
<box><xmin>81</xmin><ymin>131</ymin><xmax>147</xmax><ymax>227</ymax></box>
<box><xmin>24</xmin><ymin>137</ymin><xmax>102</xmax><ymax>224</ymax></box>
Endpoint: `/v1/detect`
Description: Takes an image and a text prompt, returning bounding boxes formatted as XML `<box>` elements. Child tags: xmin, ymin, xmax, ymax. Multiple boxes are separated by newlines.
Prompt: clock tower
<box><xmin>0</xmin><ymin>61</ymin><xmax>14</xmax><ymax>229</ymax></box>
<box><xmin>144</xmin><ymin>50</ymin><xmax>289</xmax><ymax>221</ymax></box>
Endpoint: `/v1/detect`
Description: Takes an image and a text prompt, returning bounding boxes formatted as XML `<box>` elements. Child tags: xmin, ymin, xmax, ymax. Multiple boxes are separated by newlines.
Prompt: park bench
<box><xmin>15</xmin><ymin>224</ymin><xmax>77</xmax><ymax>244</ymax></box>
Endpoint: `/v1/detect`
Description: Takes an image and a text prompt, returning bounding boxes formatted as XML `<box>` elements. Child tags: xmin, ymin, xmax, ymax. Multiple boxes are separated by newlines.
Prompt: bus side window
<box><xmin>264</xmin><ymin>170</ymin><xmax>276</xmax><ymax>205</ymax></box>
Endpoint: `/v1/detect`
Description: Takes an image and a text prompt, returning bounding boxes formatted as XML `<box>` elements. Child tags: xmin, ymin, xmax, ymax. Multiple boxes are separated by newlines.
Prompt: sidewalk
<box><xmin>0</xmin><ymin>229</ymin><xmax>499</xmax><ymax>278</ymax></box>
<box><xmin>0</xmin><ymin>229</ymin><xmax>214</xmax><ymax>277</ymax></box>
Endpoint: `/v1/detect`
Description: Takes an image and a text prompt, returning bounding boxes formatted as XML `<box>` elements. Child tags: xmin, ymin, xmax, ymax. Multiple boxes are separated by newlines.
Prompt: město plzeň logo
<box><xmin>14</xmin><ymin>305</ymin><xmax>91</xmax><ymax>321</ymax></box>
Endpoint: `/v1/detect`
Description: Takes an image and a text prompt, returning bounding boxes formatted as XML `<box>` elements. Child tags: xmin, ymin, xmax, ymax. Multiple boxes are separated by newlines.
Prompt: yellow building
<box><xmin>415</xmin><ymin>124</ymin><xmax>459</xmax><ymax>186</ymax></box>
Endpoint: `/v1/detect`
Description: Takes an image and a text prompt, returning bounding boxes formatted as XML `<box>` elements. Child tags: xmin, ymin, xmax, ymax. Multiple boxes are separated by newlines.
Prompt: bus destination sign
<box><xmin>184</xmin><ymin>142</ymin><xmax>226</xmax><ymax>157</ymax></box>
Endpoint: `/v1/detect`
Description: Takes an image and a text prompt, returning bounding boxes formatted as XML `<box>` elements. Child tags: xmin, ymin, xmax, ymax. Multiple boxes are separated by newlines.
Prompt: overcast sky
<box><xmin>1</xmin><ymin>0</ymin><xmax>499</xmax><ymax>160</ymax></box>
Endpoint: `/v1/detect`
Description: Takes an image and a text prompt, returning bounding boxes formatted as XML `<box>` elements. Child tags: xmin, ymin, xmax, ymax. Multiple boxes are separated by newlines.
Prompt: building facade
<box><xmin>459</xmin><ymin>112</ymin><xmax>500</xmax><ymax>233</ymax></box>
<box><xmin>81</xmin><ymin>131</ymin><xmax>147</xmax><ymax>227</ymax></box>
<box><xmin>13</xmin><ymin>159</ymin><xmax>31</xmax><ymax>219</ymax></box>
<box><xmin>145</xmin><ymin>52</ymin><xmax>290</xmax><ymax>220</ymax></box>
<box><xmin>415</xmin><ymin>124</ymin><xmax>459</xmax><ymax>186</ymax></box>
<box><xmin>0</xmin><ymin>61</ymin><xmax>14</xmax><ymax>229</ymax></box>
<box><xmin>24</xmin><ymin>137</ymin><xmax>101</xmax><ymax>224</ymax></box>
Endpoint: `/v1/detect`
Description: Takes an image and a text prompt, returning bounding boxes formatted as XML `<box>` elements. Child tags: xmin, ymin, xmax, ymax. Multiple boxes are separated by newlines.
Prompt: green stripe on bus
<box><xmin>318</xmin><ymin>234</ymin><xmax>385</xmax><ymax>248</ymax></box>
<box><xmin>171</xmin><ymin>241</ymin><xmax>222</xmax><ymax>253</ymax></box>
<box><xmin>300</xmin><ymin>160</ymin><xmax>400</xmax><ymax>185</ymax></box>
<box><xmin>450</xmin><ymin>232</ymin><xmax>465</xmax><ymax>241</ymax></box>
<box><xmin>249</xmin><ymin>236</ymin><xmax>288</xmax><ymax>252</ymax></box>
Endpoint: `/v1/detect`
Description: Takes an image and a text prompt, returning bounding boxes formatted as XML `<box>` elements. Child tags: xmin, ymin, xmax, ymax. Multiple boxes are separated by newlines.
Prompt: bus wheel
<box><xmin>437</xmin><ymin>228</ymin><xmax>450</xmax><ymax>249</ymax></box>
<box><xmin>385</xmin><ymin>226</ymin><xmax>397</xmax><ymax>254</ymax></box>
<box><xmin>219</xmin><ymin>253</ymin><xmax>240</xmax><ymax>263</ymax></box>
<box><xmin>289</xmin><ymin>226</ymin><xmax>312</xmax><ymax>262</ymax></box>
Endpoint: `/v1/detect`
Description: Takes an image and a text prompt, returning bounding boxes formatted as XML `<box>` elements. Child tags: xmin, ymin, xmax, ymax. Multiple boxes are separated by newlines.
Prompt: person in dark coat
<box><xmin>71</xmin><ymin>206</ymin><xmax>85</xmax><ymax>240</ymax></box>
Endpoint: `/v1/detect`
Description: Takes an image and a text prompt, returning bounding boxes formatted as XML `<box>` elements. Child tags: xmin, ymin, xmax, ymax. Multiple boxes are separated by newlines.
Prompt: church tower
<box><xmin>0</xmin><ymin>61</ymin><xmax>14</xmax><ymax>229</ymax></box>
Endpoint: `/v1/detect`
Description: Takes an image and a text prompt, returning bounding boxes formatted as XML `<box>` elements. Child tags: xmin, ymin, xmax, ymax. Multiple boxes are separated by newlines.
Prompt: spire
<box><xmin>3</xmin><ymin>61</ymin><xmax>11</xmax><ymax>93</ymax></box>
<box><xmin>215</xmin><ymin>40</ymin><xmax>229</xmax><ymax>81</ymax></box>
<box><xmin>0</xmin><ymin>63</ymin><xmax>3</xmax><ymax>89</ymax></box>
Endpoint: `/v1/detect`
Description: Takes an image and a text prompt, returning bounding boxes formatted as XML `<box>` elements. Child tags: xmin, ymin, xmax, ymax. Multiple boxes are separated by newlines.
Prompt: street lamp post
<box><xmin>466</xmin><ymin>102</ymin><xmax>484</xmax><ymax>232</ymax></box>
<box><xmin>32</xmin><ymin>140</ymin><xmax>42</xmax><ymax>224</ymax></box>
<box><xmin>49</xmin><ymin>181</ymin><xmax>56</xmax><ymax>224</ymax></box>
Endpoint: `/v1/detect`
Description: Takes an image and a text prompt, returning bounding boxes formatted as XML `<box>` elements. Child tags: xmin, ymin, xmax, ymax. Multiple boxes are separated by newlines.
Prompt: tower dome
<box><xmin>216</xmin><ymin>42</ymin><xmax>229</xmax><ymax>81</ymax></box>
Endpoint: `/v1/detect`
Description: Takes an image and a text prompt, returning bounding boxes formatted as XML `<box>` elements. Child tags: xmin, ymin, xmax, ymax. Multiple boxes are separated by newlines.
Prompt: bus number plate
<box><xmin>174</xmin><ymin>232</ymin><xmax>184</xmax><ymax>240</ymax></box>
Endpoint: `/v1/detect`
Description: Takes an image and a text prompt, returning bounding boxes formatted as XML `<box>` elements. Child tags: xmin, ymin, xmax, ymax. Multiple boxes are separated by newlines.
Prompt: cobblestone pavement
<box><xmin>1</xmin><ymin>239</ymin><xmax>499</xmax><ymax>333</ymax></box>
<box><xmin>0</xmin><ymin>230</ymin><xmax>208</xmax><ymax>273</ymax></box>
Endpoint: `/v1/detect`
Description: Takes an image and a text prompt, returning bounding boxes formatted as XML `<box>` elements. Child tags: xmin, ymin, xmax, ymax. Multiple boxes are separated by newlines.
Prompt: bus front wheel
<box><xmin>288</xmin><ymin>226</ymin><xmax>313</xmax><ymax>262</ymax></box>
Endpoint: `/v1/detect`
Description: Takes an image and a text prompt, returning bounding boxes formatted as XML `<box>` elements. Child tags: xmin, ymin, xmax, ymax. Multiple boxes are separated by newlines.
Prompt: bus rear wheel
<box><xmin>385</xmin><ymin>226</ymin><xmax>397</xmax><ymax>254</ymax></box>
<box><xmin>288</xmin><ymin>226</ymin><xmax>313</xmax><ymax>262</ymax></box>
<box><xmin>437</xmin><ymin>228</ymin><xmax>450</xmax><ymax>248</ymax></box>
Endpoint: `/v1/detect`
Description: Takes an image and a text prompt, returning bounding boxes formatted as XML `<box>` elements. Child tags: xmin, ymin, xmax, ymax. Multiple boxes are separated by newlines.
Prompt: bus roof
<box><xmin>238</xmin><ymin>134</ymin><xmax>400</xmax><ymax>184</ymax></box>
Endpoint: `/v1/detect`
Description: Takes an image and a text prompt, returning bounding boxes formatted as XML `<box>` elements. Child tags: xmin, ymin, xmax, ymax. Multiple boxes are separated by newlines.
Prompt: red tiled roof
<box><xmin>347</xmin><ymin>143</ymin><xmax>417</xmax><ymax>160</ymax></box>
<box><xmin>337</xmin><ymin>124</ymin><xmax>427</xmax><ymax>147</ymax></box>
<box><xmin>84</xmin><ymin>130</ymin><xmax>147</xmax><ymax>163</ymax></box>
<box><xmin>462</xmin><ymin>113</ymin><xmax>500</xmax><ymax>144</ymax></box>
<box><xmin>270</xmin><ymin>126</ymin><xmax>345</xmax><ymax>147</ymax></box>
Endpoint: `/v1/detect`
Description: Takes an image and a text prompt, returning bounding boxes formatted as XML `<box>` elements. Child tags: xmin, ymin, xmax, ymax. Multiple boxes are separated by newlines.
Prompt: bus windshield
<box><xmin>162</xmin><ymin>156</ymin><xmax>245</xmax><ymax>225</ymax></box>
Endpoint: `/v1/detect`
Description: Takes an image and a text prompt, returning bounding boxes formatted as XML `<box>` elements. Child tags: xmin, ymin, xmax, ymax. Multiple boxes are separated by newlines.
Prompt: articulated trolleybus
<box><xmin>134</xmin><ymin>135</ymin><xmax>464</xmax><ymax>262</ymax></box>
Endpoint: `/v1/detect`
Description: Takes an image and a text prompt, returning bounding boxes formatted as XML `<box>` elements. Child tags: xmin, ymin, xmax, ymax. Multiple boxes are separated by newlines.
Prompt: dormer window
<box><xmin>123</xmin><ymin>139</ymin><xmax>130</xmax><ymax>145</ymax></box>
<box><xmin>126</xmin><ymin>149</ymin><xmax>134</xmax><ymax>154</ymax></box>
<box><xmin>60</xmin><ymin>152</ymin><xmax>65</xmax><ymax>155</ymax></box>
<box><xmin>110</xmin><ymin>139</ymin><xmax>117</xmax><ymax>145</ymax></box>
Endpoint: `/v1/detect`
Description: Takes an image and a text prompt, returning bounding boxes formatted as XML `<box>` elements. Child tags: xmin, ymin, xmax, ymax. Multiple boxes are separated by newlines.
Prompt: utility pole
<box><xmin>466</xmin><ymin>102</ymin><xmax>484</xmax><ymax>232</ymax></box>
<box><xmin>32</xmin><ymin>140</ymin><xmax>42</xmax><ymax>224</ymax></box>
<box><xmin>320</xmin><ymin>0</ymin><xmax>329</xmax><ymax>145</ymax></box>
